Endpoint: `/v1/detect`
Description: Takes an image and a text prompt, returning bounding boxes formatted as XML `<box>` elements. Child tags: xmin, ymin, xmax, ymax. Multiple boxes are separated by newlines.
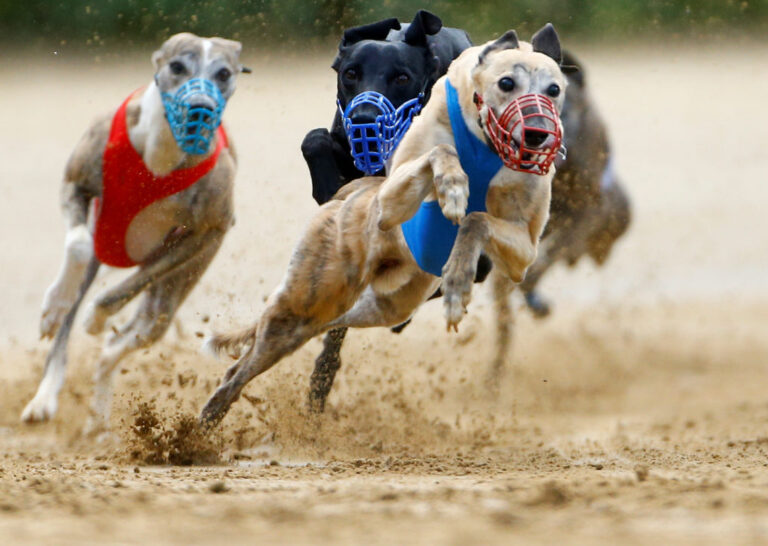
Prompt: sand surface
<box><xmin>0</xmin><ymin>43</ymin><xmax>767</xmax><ymax>544</ymax></box>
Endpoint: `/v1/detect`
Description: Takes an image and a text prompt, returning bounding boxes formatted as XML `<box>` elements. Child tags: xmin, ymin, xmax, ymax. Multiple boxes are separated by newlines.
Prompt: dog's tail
<box><xmin>203</xmin><ymin>325</ymin><xmax>258</xmax><ymax>359</ymax></box>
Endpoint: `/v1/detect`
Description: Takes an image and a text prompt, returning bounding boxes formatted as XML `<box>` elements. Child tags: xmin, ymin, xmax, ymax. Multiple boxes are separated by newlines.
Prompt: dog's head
<box><xmin>151</xmin><ymin>33</ymin><xmax>245</xmax><ymax>154</ymax></box>
<box><xmin>333</xmin><ymin>11</ymin><xmax>443</xmax><ymax>117</ymax></box>
<box><xmin>471</xmin><ymin>24</ymin><xmax>571</xmax><ymax>174</ymax></box>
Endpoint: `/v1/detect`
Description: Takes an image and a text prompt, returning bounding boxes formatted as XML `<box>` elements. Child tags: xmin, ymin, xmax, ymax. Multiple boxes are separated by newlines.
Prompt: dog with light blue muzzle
<box><xmin>23</xmin><ymin>33</ymin><xmax>247</xmax><ymax>436</ymax></box>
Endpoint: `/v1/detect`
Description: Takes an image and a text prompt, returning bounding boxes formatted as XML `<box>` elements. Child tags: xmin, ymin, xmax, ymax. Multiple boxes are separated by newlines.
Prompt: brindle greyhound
<box><xmin>23</xmin><ymin>33</ymin><xmax>245</xmax><ymax>434</ymax></box>
<box><xmin>519</xmin><ymin>50</ymin><xmax>630</xmax><ymax>320</ymax></box>
<box><xmin>199</xmin><ymin>24</ymin><xmax>569</xmax><ymax>428</ymax></box>
<box><xmin>306</xmin><ymin>26</ymin><xmax>630</xmax><ymax>411</ymax></box>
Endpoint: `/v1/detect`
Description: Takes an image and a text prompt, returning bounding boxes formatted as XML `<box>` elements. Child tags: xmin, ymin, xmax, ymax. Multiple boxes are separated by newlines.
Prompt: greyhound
<box><xmin>22</xmin><ymin>33</ymin><xmax>245</xmax><ymax>434</ymax></box>
<box><xmin>304</xmin><ymin>18</ymin><xmax>630</xmax><ymax>412</ymax></box>
<box><xmin>199</xmin><ymin>24</ymin><xmax>569</xmax><ymax>429</ymax></box>
<box><xmin>301</xmin><ymin>11</ymin><xmax>496</xmax><ymax>412</ymax></box>
<box><xmin>518</xmin><ymin>50</ymin><xmax>631</xmax><ymax>319</ymax></box>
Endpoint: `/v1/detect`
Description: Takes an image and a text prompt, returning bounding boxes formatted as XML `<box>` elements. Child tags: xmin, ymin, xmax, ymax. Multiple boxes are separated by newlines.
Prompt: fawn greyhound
<box><xmin>200</xmin><ymin>24</ymin><xmax>569</xmax><ymax>428</ymax></box>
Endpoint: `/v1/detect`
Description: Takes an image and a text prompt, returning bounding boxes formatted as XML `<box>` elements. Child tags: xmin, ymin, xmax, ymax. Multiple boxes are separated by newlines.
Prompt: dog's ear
<box><xmin>478</xmin><ymin>30</ymin><xmax>519</xmax><ymax>64</ymax></box>
<box><xmin>209</xmin><ymin>37</ymin><xmax>245</xmax><ymax>73</ymax></box>
<box><xmin>152</xmin><ymin>32</ymin><xmax>199</xmax><ymax>69</ymax></box>
<box><xmin>340</xmin><ymin>18</ymin><xmax>401</xmax><ymax>47</ymax></box>
<box><xmin>531</xmin><ymin>23</ymin><xmax>562</xmax><ymax>65</ymax></box>
<box><xmin>333</xmin><ymin>17</ymin><xmax>401</xmax><ymax>71</ymax></box>
<box><xmin>560</xmin><ymin>49</ymin><xmax>583</xmax><ymax>84</ymax></box>
<box><xmin>403</xmin><ymin>10</ymin><xmax>442</xmax><ymax>47</ymax></box>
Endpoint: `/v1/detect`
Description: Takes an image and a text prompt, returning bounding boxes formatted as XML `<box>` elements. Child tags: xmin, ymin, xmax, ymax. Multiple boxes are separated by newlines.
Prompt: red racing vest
<box><xmin>93</xmin><ymin>91</ymin><xmax>228</xmax><ymax>267</ymax></box>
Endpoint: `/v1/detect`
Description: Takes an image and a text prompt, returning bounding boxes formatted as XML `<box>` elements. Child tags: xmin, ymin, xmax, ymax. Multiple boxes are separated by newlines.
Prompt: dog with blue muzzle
<box><xmin>198</xmin><ymin>24</ymin><xmax>570</xmax><ymax>429</ymax></box>
<box><xmin>23</xmin><ymin>32</ymin><xmax>246</xmax><ymax>436</ymax></box>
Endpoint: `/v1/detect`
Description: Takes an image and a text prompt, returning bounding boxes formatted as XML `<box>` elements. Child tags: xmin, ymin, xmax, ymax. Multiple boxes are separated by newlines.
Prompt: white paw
<box><xmin>40</xmin><ymin>284</ymin><xmax>74</xmax><ymax>339</ymax></box>
<box><xmin>21</xmin><ymin>391</ymin><xmax>58</xmax><ymax>423</ymax></box>
<box><xmin>443</xmin><ymin>292</ymin><xmax>466</xmax><ymax>333</ymax></box>
<box><xmin>83</xmin><ymin>301</ymin><xmax>108</xmax><ymax>335</ymax></box>
<box><xmin>439</xmin><ymin>180</ymin><xmax>469</xmax><ymax>225</ymax></box>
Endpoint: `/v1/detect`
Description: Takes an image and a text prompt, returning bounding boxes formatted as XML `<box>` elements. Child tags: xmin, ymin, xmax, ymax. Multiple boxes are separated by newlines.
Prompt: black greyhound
<box><xmin>302</xmin><ymin>16</ymin><xmax>630</xmax><ymax>412</ymax></box>
<box><xmin>301</xmin><ymin>10</ymin><xmax>470</xmax><ymax>204</ymax></box>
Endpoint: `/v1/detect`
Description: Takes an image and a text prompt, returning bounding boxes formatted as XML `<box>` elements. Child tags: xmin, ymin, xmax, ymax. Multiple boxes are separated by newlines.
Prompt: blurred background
<box><xmin>2</xmin><ymin>0</ymin><xmax>767</xmax><ymax>51</ymax></box>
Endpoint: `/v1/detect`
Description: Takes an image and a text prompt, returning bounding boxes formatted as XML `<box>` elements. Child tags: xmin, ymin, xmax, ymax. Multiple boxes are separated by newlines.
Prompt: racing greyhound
<box><xmin>304</xmin><ymin>18</ymin><xmax>630</xmax><ymax>412</ymax></box>
<box><xmin>301</xmin><ymin>11</ymin><xmax>495</xmax><ymax>412</ymax></box>
<box><xmin>22</xmin><ymin>33</ymin><xmax>245</xmax><ymax>434</ymax></box>
<box><xmin>199</xmin><ymin>24</ymin><xmax>569</xmax><ymax>428</ymax></box>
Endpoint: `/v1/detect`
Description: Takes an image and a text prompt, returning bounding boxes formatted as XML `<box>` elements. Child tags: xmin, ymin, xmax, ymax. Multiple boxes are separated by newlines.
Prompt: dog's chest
<box><xmin>123</xmin><ymin>193</ymin><xmax>193</xmax><ymax>263</ymax></box>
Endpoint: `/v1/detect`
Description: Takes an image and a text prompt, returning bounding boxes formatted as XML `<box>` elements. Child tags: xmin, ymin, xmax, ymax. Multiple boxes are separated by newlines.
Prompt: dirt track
<box><xmin>0</xmin><ymin>43</ymin><xmax>767</xmax><ymax>544</ymax></box>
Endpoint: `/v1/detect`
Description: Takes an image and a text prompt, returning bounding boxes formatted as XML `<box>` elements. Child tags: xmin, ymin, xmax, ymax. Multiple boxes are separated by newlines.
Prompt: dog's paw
<box><xmin>40</xmin><ymin>285</ymin><xmax>74</xmax><ymax>339</ymax></box>
<box><xmin>21</xmin><ymin>392</ymin><xmax>58</xmax><ymax>423</ymax></box>
<box><xmin>442</xmin><ymin>259</ymin><xmax>475</xmax><ymax>332</ymax></box>
<box><xmin>443</xmin><ymin>292</ymin><xmax>466</xmax><ymax>332</ymax></box>
<box><xmin>436</xmin><ymin>171</ymin><xmax>469</xmax><ymax>225</ymax></box>
<box><xmin>81</xmin><ymin>415</ymin><xmax>111</xmax><ymax>440</ymax></box>
<box><xmin>83</xmin><ymin>301</ymin><xmax>109</xmax><ymax>336</ymax></box>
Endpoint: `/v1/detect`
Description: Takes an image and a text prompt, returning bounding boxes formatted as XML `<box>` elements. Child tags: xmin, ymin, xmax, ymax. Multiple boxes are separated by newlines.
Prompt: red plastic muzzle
<box><xmin>475</xmin><ymin>93</ymin><xmax>563</xmax><ymax>175</ymax></box>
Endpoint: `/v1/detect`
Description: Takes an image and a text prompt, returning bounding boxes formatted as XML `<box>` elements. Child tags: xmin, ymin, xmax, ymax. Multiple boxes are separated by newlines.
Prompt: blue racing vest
<box><xmin>401</xmin><ymin>79</ymin><xmax>503</xmax><ymax>276</ymax></box>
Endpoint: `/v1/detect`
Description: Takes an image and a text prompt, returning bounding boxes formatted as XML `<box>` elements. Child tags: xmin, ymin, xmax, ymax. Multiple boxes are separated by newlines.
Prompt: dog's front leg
<box><xmin>302</xmin><ymin>128</ymin><xmax>346</xmax><ymax>205</ymax></box>
<box><xmin>83</xmin><ymin>229</ymin><xmax>224</xmax><ymax>334</ymax></box>
<box><xmin>40</xmin><ymin>184</ymin><xmax>94</xmax><ymax>339</ymax></box>
<box><xmin>377</xmin><ymin>144</ymin><xmax>468</xmax><ymax>230</ymax></box>
<box><xmin>442</xmin><ymin>213</ymin><xmax>538</xmax><ymax>330</ymax></box>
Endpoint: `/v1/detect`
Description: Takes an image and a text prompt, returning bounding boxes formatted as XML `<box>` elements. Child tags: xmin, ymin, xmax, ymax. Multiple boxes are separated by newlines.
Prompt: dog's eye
<box><xmin>498</xmin><ymin>77</ymin><xmax>515</xmax><ymax>92</ymax></box>
<box><xmin>394</xmin><ymin>74</ymin><xmax>410</xmax><ymax>86</ymax></box>
<box><xmin>344</xmin><ymin>69</ymin><xmax>358</xmax><ymax>81</ymax></box>
<box><xmin>546</xmin><ymin>83</ymin><xmax>561</xmax><ymax>97</ymax></box>
<box><xmin>169</xmin><ymin>61</ymin><xmax>186</xmax><ymax>75</ymax></box>
<box><xmin>216</xmin><ymin>68</ymin><xmax>231</xmax><ymax>83</ymax></box>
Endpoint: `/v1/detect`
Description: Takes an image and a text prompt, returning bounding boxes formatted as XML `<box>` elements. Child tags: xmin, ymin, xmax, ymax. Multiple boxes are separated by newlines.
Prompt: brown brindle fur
<box><xmin>200</xmin><ymin>26</ymin><xmax>568</xmax><ymax>428</ymax></box>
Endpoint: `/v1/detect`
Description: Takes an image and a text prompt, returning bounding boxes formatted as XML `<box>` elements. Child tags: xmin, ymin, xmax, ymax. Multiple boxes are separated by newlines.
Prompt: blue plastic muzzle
<box><xmin>161</xmin><ymin>78</ymin><xmax>226</xmax><ymax>155</ymax></box>
<box><xmin>339</xmin><ymin>91</ymin><xmax>423</xmax><ymax>175</ymax></box>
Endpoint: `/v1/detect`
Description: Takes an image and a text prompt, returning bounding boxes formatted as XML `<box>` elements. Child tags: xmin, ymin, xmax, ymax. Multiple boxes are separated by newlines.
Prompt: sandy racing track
<box><xmin>0</xmin><ymin>42</ymin><xmax>767</xmax><ymax>544</ymax></box>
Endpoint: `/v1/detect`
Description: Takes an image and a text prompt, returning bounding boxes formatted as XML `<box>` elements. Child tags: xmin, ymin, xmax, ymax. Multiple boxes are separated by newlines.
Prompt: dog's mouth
<box><xmin>186</xmin><ymin>106</ymin><xmax>215</xmax><ymax>135</ymax></box>
<box><xmin>475</xmin><ymin>93</ymin><xmax>563</xmax><ymax>175</ymax></box>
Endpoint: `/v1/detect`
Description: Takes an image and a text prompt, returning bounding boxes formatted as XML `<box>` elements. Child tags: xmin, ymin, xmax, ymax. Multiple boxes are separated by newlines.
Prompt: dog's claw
<box><xmin>443</xmin><ymin>293</ymin><xmax>465</xmax><ymax>332</ymax></box>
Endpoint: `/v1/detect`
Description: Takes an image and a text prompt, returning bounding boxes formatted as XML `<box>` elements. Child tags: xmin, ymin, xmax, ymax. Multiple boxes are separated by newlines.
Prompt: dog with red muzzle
<box><xmin>198</xmin><ymin>24</ymin><xmax>568</xmax><ymax>428</ymax></box>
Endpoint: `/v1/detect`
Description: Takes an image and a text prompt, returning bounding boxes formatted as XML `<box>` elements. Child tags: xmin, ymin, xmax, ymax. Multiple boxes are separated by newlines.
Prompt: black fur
<box><xmin>301</xmin><ymin>10</ymin><xmax>471</xmax><ymax>205</ymax></box>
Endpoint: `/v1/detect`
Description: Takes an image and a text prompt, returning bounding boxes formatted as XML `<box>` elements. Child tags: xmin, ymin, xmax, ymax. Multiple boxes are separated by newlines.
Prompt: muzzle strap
<box><xmin>339</xmin><ymin>91</ymin><xmax>423</xmax><ymax>175</ymax></box>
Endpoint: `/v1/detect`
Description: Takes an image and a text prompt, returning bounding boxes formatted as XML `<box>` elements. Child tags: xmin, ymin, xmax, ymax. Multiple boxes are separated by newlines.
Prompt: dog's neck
<box><xmin>128</xmin><ymin>81</ymin><xmax>187</xmax><ymax>176</ymax></box>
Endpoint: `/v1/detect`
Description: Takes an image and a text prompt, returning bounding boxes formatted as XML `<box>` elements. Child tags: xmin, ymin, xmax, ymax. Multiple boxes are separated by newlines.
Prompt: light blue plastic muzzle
<box><xmin>161</xmin><ymin>78</ymin><xmax>226</xmax><ymax>155</ymax></box>
<box><xmin>339</xmin><ymin>91</ymin><xmax>423</xmax><ymax>175</ymax></box>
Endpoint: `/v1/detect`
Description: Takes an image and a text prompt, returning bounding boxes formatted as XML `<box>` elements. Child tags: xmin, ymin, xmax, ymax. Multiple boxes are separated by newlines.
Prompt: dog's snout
<box><xmin>524</xmin><ymin>129</ymin><xmax>549</xmax><ymax>148</ymax></box>
<box><xmin>350</xmin><ymin>112</ymin><xmax>378</xmax><ymax>125</ymax></box>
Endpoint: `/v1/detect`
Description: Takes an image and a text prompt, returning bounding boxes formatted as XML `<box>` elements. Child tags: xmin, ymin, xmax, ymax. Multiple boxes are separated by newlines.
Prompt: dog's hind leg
<box><xmin>487</xmin><ymin>272</ymin><xmax>515</xmax><ymax>388</ymax></box>
<box><xmin>22</xmin><ymin>256</ymin><xmax>101</xmax><ymax>423</ymax></box>
<box><xmin>200</xmin><ymin>305</ymin><xmax>323</xmax><ymax>428</ymax></box>
<box><xmin>85</xmin><ymin>232</ymin><xmax>222</xmax><ymax>434</ymax></box>
<box><xmin>308</xmin><ymin>327</ymin><xmax>347</xmax><ymax>413</ymax></box>
<box><xmin>84</xmin><ymin>229</ymin><xmax>223</xmax><ymax>335</ymax></box>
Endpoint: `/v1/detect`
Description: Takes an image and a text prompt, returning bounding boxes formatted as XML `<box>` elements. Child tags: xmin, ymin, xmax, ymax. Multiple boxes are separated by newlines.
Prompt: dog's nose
<box><xmin>350</xmin><ymin>112</ymin><xmax>377</xmax><ymax>125</ymax></box>
<box><xmin>523</xmin><ymin>129</ymin><xmax>549</xmax><ymax>148</ymax></box>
